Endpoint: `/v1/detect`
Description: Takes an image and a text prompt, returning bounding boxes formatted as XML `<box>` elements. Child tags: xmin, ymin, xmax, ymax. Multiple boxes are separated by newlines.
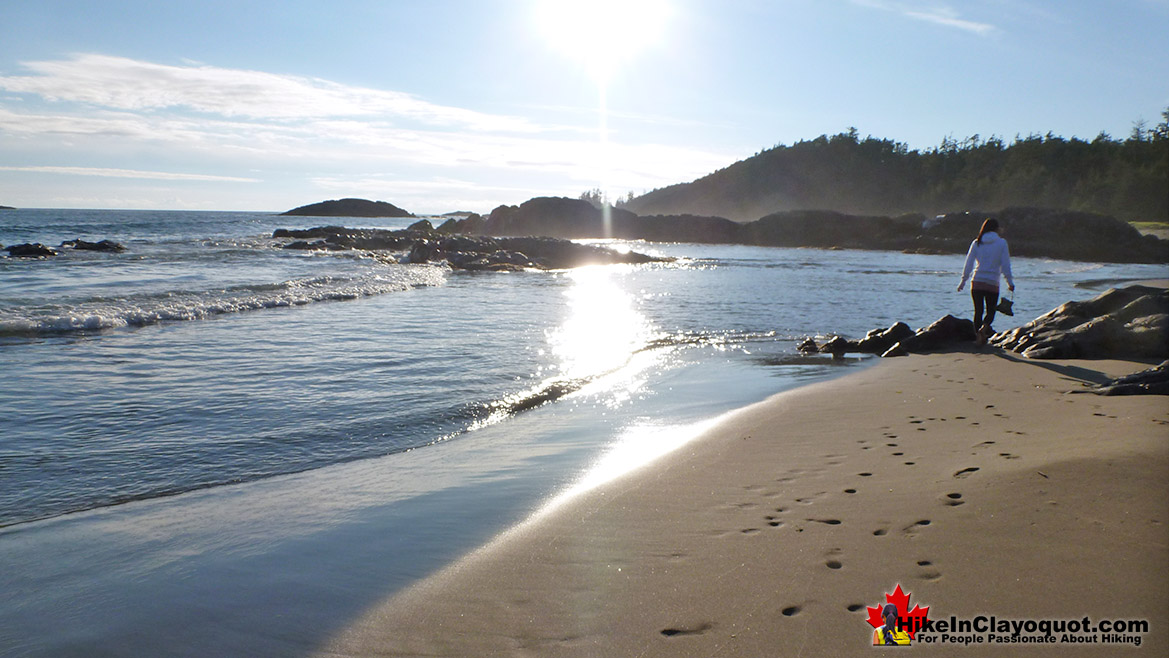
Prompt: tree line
<box><xmin>621</xmin><ymin>109</ymin><xmax>1169</xmax><ymax>223</ymax></box>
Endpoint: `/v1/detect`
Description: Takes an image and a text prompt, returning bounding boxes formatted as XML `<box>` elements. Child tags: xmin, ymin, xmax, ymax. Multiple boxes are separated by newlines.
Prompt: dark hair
<box><xmin>976</xmin><ymin>218</ymin><xmax>1000</xmax><ymax>244</ymax></box>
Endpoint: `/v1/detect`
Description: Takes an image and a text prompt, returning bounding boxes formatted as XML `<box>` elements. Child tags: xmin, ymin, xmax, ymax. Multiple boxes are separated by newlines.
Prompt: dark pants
<box><xmin>972</xmin><ymin>289</ymin><xmax>998</xmax><ymax>331</ymax></box>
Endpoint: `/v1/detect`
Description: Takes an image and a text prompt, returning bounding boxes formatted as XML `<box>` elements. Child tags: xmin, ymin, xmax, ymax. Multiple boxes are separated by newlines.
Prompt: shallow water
<box><xmin>1</xmin><ymin>209</ymin><xmax>1164</xmax><ymax>655</ymax></box>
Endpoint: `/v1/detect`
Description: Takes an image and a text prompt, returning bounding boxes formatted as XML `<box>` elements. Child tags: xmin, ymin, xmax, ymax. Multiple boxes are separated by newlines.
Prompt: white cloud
<box><xmin>0</xmin><ymin>54</ymin><xmax>540</xmax><ymax>132</ymax></box>
<box><xmin>0</xmin><ymin>54</ymin><xmax>738</xmax><ymax>210</ymax></box>
<box><xmin>903</xmin><ymin>8</ymin><xmax>997</xmax><ymax>36</ymax></box>
<box><xmin>850</xmin><ymin>0</ymin><xmax>998</xmax><ymax>36</ymax></box>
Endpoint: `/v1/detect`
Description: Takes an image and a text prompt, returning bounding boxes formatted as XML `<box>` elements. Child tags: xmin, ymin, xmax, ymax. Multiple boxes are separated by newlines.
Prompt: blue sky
<box><xmin>1</xmin><ymin>0</ymin><xmax>1166</xmax><ymax>213</ymax></box>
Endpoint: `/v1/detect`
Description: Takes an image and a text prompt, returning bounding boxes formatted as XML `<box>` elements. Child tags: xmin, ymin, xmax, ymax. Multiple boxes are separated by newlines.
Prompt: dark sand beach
<box><xmin>315</xmin><ymin>351</ymin><xmax>1168</xmax><ymax>656</ymax></box>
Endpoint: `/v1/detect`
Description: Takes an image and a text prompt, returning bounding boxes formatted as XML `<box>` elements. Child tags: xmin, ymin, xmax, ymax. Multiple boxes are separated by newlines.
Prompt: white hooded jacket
<box><xmin>960</xmin><ymin>231</ymin><xmax>1014</xmax><ymax>289</ymax></box>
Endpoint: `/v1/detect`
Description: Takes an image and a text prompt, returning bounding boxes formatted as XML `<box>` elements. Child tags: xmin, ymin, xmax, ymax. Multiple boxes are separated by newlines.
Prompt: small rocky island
<box><xmin>281</xmin><ymin>198</ymin><xmax>413</xmax><ymax>218</ymax></box>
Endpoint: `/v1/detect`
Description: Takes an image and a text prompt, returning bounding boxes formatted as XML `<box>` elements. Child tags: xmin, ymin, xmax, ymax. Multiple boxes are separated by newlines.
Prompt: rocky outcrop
<box><xmin>281</xmin><ymin>198</ymin><xmax>413</xmax><ymax>218</ymax></box>
<box><xmin>5</xmin><ymin>243</ymin><xmax>57</xmax><ymax>258</ymax></box>
<box><xmin>60</xmin><ymin>238</ymin><xmax>126</xmax><ymax>252</ymax></box>
<box><xmin>989</xmin><ymin>286</ymin><xmax>1168</xmax><ymax>360</ymax></box>
<box><xmin>1084</xmin><ymin>361</ymin><xmax>1169</xmax><ymax>396</ymax></box>
<box><xmin>804</xmin><ymin>316</ymin><xmax>973</xmax><ymax>359</ymax></box>
<box><xmin>803</xmin><ymin>285</ymin><xmax>1168</xmax><ymax>394</ymax></box>
<box><xmin>917</xmin><ymin>207</ymin><xmax>1167</xmax><ymax>263</ymax></box>
<box><xmin>437</xmin><ymin>197</ymin><xmax>1167</xmax><ymax>265</ymax></box>
<box><xmin>272</xmin><ymin>225</ymin><xmax>666</xmax><ymax>271</ymax></box>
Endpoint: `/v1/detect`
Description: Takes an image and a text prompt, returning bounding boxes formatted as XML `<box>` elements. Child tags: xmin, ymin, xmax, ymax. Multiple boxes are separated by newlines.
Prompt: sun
<box><xmin>534</xmin><ymin>0</ymin><xmax>670</xmax><ymax>83</ymax></box>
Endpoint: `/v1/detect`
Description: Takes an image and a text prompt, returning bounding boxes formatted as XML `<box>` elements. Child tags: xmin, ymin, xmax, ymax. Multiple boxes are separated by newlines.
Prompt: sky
<box><xmin>1</xmin><ymin>0</ymin><xmax>1167</xmax><ymax>214</ymax></box>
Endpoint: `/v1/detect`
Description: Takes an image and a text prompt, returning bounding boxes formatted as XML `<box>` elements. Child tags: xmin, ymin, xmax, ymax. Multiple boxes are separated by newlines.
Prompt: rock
<box><xmin>856</xmin><ymin>322</ymin><xmax>914</xmax><ymax>354</ymax></box>
<box><xmin>818</xmin><ymin>335</ymin><xmax>860</xmax><ymax>357</ymax></box>
<box><xmin>271</xmin><ymin>225</ymin><xmax>666</xmax><ymax>270</ymax></box>
<box><xmin>281</xmin><ymin>198</ymin><xmax>413</xmax><ymax>218</ymax></box>
<box><xmin>990</xmin><ymin>286</ymin><xmax>1168</xmax><ymax>359</ymax></box>
<box><xmin>458</xmin><ymin>197</ymin><xmax>1169</xmax><ymax>264</ymax></box>
<box><xmin>60</xmin><ymin>238</ymin><xmax>126</xmax><ymax>252</ymax></box>
<box><xmin>797</xmin><ymin>337</ymin><xmax>819</xmax><ymax>353</ymax></box>
<box><xmin>5</xmin><ymin>243</ymin><xmax>57</xmax><ymax>258</ymax></box>
<box><xmin>407</xmin><ymin>219</ymin><xmax>435</xmax><ymax>232</ymax></box>
<box><xmin>1085</xmin><ymin>361</ymin><xmax>1169</xmax><ymax>396</ymax></box>
<box><xmin>896</xmin><ymin>315</ymin><xmax>977</xmax><ymax>353</ymax></box>
<box><xmin>809</xmin><ymin>317</ymin><xmax>971</xmax><ymax>359</ymax></box>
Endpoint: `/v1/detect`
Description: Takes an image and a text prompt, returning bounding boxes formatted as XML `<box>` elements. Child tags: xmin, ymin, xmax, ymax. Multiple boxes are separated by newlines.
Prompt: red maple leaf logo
<box><xmin>866</xmin><ymin>584</ymin><xmax>930</xmax><ymax>640</ymax></box>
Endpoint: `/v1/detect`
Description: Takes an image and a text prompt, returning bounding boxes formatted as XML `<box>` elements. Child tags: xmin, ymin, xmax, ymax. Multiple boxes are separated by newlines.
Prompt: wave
<box><xmin>456</xmin><ymin>329</ymin><xmax>780</xmax><ymax>434</ymax></box>
<box><xmin>0</xmin><ymin>267</ymin><xmax>447</xmax><ymax>338</ymax></box>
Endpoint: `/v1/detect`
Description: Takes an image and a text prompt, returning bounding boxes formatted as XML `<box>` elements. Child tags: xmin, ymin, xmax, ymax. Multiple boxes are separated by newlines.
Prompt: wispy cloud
<box><xmin>0</xmin><ymin>53</ymin><xmax>738</xmax><ymax>209</ymax></box>
<box><xmin>0</xmin><ymin>54</ymin><xmax>540</xmax><ymax>132</ymax></box>
<box><xmin>851</xmin><ymin>0</ymin><xmax>998</xmax><ymax>36</ymax></box>
<box><xmin>0</xmin><ymin>165</ymin><xmax>259</xmax><ymax>182</ymax></box>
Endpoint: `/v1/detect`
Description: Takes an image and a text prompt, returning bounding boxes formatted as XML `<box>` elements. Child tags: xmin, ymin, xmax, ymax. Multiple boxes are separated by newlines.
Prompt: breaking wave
<box><xmin>0</xmin><ymin>266</ymin><xmax>447</xmax><ymax>338</ymax></box>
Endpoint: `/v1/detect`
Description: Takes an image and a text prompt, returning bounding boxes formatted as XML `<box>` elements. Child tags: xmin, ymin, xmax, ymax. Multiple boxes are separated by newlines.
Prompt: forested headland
<box><xmin>622</xmin><ymin>111</ymin><xmax>1169</xmax><ymax>223</ymax></box>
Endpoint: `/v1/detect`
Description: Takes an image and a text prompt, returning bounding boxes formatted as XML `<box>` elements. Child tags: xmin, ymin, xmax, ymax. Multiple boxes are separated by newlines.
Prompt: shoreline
<box><xmin>317</xmin><ymin>351</ymin><xmax>1168</xmax><ymax>656</ymax></box>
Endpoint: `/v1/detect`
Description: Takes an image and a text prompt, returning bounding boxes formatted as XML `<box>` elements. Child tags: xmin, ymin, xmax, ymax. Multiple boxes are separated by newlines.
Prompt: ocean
<box><xmin>1</xmin><ymin>208</ymin><xmax>1163</xmax><ymax>656</ymax></box>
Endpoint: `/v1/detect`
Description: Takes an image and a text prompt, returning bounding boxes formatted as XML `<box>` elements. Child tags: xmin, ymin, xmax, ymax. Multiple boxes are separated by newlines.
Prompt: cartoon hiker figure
<box><xmin>872</xmin><ymin>603</ymin><xmax>911</xmax><ymax>646</ymax></box>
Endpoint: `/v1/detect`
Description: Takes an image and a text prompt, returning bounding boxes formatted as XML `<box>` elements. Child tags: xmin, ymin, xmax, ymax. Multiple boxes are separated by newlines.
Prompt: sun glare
<box><xmin>535</xmin><ymin>0</ymin><xmax>670</xmax><ymax>82</ymax></box>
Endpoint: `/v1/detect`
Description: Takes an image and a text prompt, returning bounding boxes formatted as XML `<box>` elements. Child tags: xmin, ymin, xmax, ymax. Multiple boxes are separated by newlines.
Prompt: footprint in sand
<box><xmin>973</xmin><ymin>440</ymin><xmax>996</xmax><ymax>448</ymax></box>
<box><xmin>903</xmin><ymin>519</ymin><xmax>932</xmax><ymax>535</ymax></box>
<box><xmin>916</xmin><ymin>559</ymin><xmax>942</xmax><ymax>581</ymax></box>
<box><xmin>999</xmin><ymin>452</ymin><xmax>1020</xmax><ymax>460</ymax></box>
<box><xmin>781</xmin><ymin>606</ymin><xmax>801</xmax><ymax>617</ymax></box>
<box><xmin>943</xmin><ymin>492</ymin><xmax>965</xmax><ymax>507</ymax></box>
<box><xmin>661</xmin><ymin>622</ymin><xmax>713</xmax><ymax>637</ymax></box>
<box><xmin>808</xmin><ymin>518</ymin><xmax>842</xmax><ymax>525</ymax></box>
<box><xmin>953</xmin><ymin>467</ymin><xmax>980</xmax><ymax>478</ymax></box>
<box><xmin>847</xmin><ymin>604</ymin><xmax>866</xmax><ymax>612</ymax></box>
<box><xmin>873</xmin><ymin>527</ymin><xmax>889</xmax><ymax>536</ymax></box>
<box><xmin>765</xmin><ymin>515</ymin><xmax>784</xmax><ymax>527</ymax></box>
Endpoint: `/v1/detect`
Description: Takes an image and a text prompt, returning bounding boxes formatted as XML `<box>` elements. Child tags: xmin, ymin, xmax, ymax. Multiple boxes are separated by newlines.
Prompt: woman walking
<box><xmin>957</xmin><ymin>218</ymin><xmax>1015</xmax><ymax>345</ymax></box>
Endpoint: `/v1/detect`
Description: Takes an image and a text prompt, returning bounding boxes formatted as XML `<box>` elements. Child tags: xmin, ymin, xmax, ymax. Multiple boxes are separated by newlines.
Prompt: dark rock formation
<box><xmin>281</xmin><ymin>198</ymin><xmax>413</xmax><ymax>218</ymax></box>
<box><xmin>990</xmin><ymin>286</ymin><xmax>1168</xmax><ymax>359</ymax></box>
<box><xmin>5</xmin><ymin>243</ymin><xmax>57</xmax><ymax>258</ymax></box>
<box><xmin>0</xmin><ymin>205</ymin><xmax>14</xmax><ymax>210</ymax></box>
<box><xmin>271</xmin><ymin>226</ymin><xmax>666</xmax><ymax>271</ymax></box>
<box><xmin>858</xmin><ymin>322</ymin><xmax>916</xmax><ymax>354</ymax></box>
<box><xmin>437</xmin><ymin>213</ymin><xmax>484</xmax><ymax>234</ymax></box>
<box><xmin>744</xmin><ymin>210</ymin><xmax>924</xmax><ymax>251</ymax></box>
<box><xmin>60</xmin><ymin>238</ymin><xmax>126</xmax><ymax>253</ymax></box>
<box><xmin>1084</xmin><ymin>361</ymin><xmax>1169</xmax><ymax>396</ymax></box>
<box><xmin>919</xmin><ymin>207</ymin><xmax>1167</xmax><ymax>263</ymax></box>
<box><xmin>881</xmin><ymin>315</ymin><xmax>977</xmax><ymax>357</ymax></box>
<box><xmin>812</xmin><ymin>286</ymin><xmax>1166</xmax><ymax>364</ymax></box>
<box><xmin>437</xmin><ymin>197</ymin><xmax>1167</xmax><ymax>265</ymax></box>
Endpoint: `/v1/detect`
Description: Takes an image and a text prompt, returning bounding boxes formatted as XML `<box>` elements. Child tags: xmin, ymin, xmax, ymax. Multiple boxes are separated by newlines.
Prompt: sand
<box><xmin>316</xmin><ymin>350</ymin><xmax>1168</xmax><ymax>657</ymax></box>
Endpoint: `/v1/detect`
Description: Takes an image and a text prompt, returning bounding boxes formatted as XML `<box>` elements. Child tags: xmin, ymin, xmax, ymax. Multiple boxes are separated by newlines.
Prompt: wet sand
<box><xmin>316</xmin><ymin>350</ymin><xmax>1168</xmax><ymax>656</ymax></box>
